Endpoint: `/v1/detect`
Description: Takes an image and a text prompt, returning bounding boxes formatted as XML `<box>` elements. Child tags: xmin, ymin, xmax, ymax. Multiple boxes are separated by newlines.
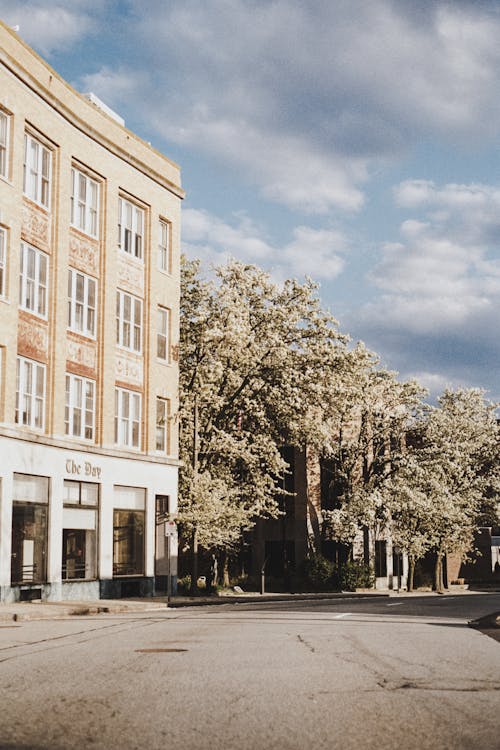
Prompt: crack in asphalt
<box><xmin>377</xmin><ymin>679</ymin><xmax>500</xmax><ymax>692</ymax></box>
<box><xmin>0</xmin><ymin>616</ymin><xmax>167</xmax><ymax>663</ymax></box>
<box><xmin>297</xmin><ymin>634</ymin><xmax>315</xmax><ymax>652</ymax></box>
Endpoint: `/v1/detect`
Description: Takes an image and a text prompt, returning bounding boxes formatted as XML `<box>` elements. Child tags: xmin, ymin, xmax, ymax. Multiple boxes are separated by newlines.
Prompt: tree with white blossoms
<box><xmin>386</xmin><ymin>452</ymin><xmax>441</xmax><ymax>591</ymax></box>
<box><xmin>390</xmin><ymin>388</ymin><xmax>500</xmax><ymax>592</ymax></box>
<box><xmin>178</xmin><ymin>256</ymin><xmax>349</xmax><ymax>589</ymax></box>
<box><xmin>321</xmin><ymin>349</ymin><xmax>425</xmax><ymax>561</ymax></box>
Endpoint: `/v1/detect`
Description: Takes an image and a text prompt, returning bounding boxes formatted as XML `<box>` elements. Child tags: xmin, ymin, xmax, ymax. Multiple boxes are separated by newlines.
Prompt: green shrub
<box><xmin>177</xmin><ymin>575</ymin><xmax>191</xmax><ymax>592</ymax></box>
<box><xmin>339</xmin><ymin>560</ymin><xmax>375</xmax><ymax>591</ymax></box>
<box><xmin>301</xmin><ymin>551</ymin><xmax>337</xmax><ymax>591</ymax></box>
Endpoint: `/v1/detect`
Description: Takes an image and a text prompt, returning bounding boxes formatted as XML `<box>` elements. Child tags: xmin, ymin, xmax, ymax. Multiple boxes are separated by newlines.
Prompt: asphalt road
<box><xmin>0</xmin><ymin>592</ymin><xmax>499</xmax><ymax>750</ymax></box>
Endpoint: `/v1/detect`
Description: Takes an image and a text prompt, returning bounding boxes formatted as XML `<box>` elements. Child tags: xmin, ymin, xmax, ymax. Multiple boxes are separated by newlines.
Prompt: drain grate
<box><xmin>135</xmin><ymin>648</ymin><xmax>188</xmax><ymax>653</ymax></box>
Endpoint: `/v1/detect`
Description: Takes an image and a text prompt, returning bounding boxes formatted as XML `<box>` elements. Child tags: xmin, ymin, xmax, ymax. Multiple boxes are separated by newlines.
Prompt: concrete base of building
<box><xmin>99</xmin><ymin>577</ymin><xmax>154</xmax><ymax>599</ymax></box>
<box><xmin>1</xmin><ymin>577</ymin><xmax>157</xmax><ymax>602</ymax></box>
<box><xmin>154</xmin><ymin>575</ymin><xmax>178</xmax><ymax>596</ymax></box>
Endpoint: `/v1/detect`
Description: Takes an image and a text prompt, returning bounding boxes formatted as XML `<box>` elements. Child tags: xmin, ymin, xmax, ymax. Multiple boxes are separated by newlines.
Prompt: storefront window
<box><xmin>113</xmin><ymin>510</ymin><xmax>145</xmax><ymax>576</ymax></box>
<box><xmin>11</xmin><ymin>474</ymin><xmax>49</xmax><ymax>585</ymax></box>
<box><xmin>62</xmin><ymin>529</ymin><xmax>96</xmax><ymax>580</ymax></box>
<box><xmin>62</xmin><ymin>480</ymin><xmax>98</xmax><ymax>581</ymax></box>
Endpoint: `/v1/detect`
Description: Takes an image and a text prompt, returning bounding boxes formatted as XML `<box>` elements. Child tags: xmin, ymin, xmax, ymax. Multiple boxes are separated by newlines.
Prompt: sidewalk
<box><xmin>0</xmin><ymin>590</ymin><xmax>389</xmax><ymax>622</ymax></box>
<box><xmin>3</xmin><ymin>586</ymin><xmax>496</xmax><ymax>623</ymax></box>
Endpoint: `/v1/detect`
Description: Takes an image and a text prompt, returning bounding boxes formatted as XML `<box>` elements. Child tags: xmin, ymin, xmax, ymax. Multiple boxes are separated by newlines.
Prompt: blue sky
<box><xmin>2</xmin><ymin>0</ymin><xmax>500</xmax><ymax>400</ymax></box>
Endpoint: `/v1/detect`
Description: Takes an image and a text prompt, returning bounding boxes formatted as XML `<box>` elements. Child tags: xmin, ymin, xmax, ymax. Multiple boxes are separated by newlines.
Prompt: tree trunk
<box><xmin>407</xmin><ymin>556</ymin><xmax>415</xmax><ymax>592</ymax></box>
<box><xmin>190</xmin><ymin>526</ymin><xmax>199</xmax><ymax>595</ymax></box>
<box><xmin>222</xmin><ymin>550</ymin><xmax>230</xmax><ymax>588</ymax></box>
<box><xmin>434</xmin><ymin>553</ymin><xmax>444</xmax><ymax>593</ymax></box>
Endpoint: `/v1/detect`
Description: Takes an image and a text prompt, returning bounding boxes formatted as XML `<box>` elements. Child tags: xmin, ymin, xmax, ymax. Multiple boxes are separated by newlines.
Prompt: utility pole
<box><xmin>191</xmin><ymin>394</ymin><xmax>199</xmax><ymax>595</ymax></box>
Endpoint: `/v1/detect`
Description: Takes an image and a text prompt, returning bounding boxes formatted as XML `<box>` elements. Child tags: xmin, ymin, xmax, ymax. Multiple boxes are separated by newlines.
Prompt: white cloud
<box><xmin>79</xmin><ymin>68</ymin><xmax>148</xmax><ymax>106</ymax></box>
<box><xmin>0</xmin><ymin>1</ymin><xmax>99</xmax><ymax>56</ymax></box>
<box><xmin>364</xmin><ymin>179</ymin><xmax>500</xmax><ymax>335</ymax></box>
<box><xmin>182</xmin><ymin>208</ymin><xmax>347</xmax><ymax>280</ymax></box>
<box><xmin>64</xmin><ymin>0</ymin><xmax>500</xmax><ymax>215</ymax></box>
<box><xmin>395</xmin><ymin>180</ymin><xmax>500</xmax><ymax>216</ymax></box>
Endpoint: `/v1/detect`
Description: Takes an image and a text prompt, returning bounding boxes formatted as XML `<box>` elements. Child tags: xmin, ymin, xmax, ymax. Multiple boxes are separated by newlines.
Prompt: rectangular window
<box><xmin>0</xmin><ymin>111</ymin><xmax>9</xmax><ymax>180</ymax></box>
<box><xmin>115</xmin><ymin>387</ymin><xmax>141</xmax><ymax>448</ymax></box>
<box><xmin>11</xmin><ymin>473</ymin><xmax>49</xmax><ymax>585</ymax></box>
<box><xmin>118</xmin><ymin>197</ymin><xmax>144</xmax><ymax>260</ymax></box>
<box><xmin>71</xmin><ymin>168</ymin><xmax>99</xmax><ymax>237</ymax></box>
<box><xmin>23</xmin><ymin>132</ymin><xmax>51</xmax><ymax>208</ymax></box>
<box><xmin>113</xmin><ymin>509</ymin><xmax>145</xmax><ymax>576</ymax></box>
<box><xmin>65</xmin><ymin>373</ymin><xmax>95</xmax><ymax>440</ymax></box>
<box><xmin>157</xmin><ymin>307</ymin><xmax>170</xmax><ymax>362</ymax></box>
<box><xmin>62</xmin><ymin>480</ymin><xmax>98</xmax><ymax>580</ymax></box>
<box><xmin>63</xmin><ymin>480</ymin><xmax>98</xmax><ymax>506</ymax></box>
<box><xmin>0</xmin><ymin>226</ymin><xmax>5</xmax><ymax>296</ymax></box>
<box><xmin>375</xmin><ymin>540</ymin><xmax>387</xmax><ymax>578</ymax></box>
<box><xmin>116</xmin><ymin>290</ymin><xmax>142</xmax><ymax>353</ymax></box>
<box><xmin>156</xmin><ymin>397</ymin><xmax>170</xmax><ymax>453</ymax></box>
<box><xmin>158</xmin><ymin>219</ymin><xmax>171</xmax><ymax>272</ymax></box>
<box><xmin>19</xmin><ymin>242</ymin><xmax>48</xmax><ymax>317</ymax></box>
<box><xmin>155</xmin><ymin>494</ymin><xmax>170</xmax><ymax>523</ymax></box>
<box><xmin>16</xmin><ymin>356</ymin><xmax>45</xmax><ymax>430</ymax></box>
<box><xmin>67</xmin><ymin>268</ymin><xmax>96</xmax><ymax>337</ymax></box>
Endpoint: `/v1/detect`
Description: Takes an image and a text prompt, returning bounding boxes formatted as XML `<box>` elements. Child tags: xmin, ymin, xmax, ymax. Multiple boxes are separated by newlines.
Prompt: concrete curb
<box><xmin>469</xmin><ymin>612</ymin><xmax>500</xmax><ymax>630</ymax></box>
<box><xmin>166</xmin><ymin>592</ymin><xmax>390</xmax><ymax>608</ymax></box>
<box><xmin>0</xmin><ymin>601</ymin><xmax>168</xmax><ymax>622</ymax></box>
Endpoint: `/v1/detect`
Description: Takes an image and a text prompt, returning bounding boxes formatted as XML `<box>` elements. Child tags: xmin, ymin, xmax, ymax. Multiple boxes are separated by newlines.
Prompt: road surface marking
<box><xmin>387</xmin><ymin>603</ymin><xmax>403</xmax><ymax>606</ymax></box>
<box><xmin>334</xmin><ymin>613</ymin><xmax>351</xmax><ymax>618</ymax></box>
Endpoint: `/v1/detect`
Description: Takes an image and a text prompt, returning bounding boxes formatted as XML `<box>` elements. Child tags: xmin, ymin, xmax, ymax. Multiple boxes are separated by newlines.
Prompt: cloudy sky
<box><xmin>2</xmin><ymin>0</ymin><xmax>500</xmax><ymax>400</ymax></box>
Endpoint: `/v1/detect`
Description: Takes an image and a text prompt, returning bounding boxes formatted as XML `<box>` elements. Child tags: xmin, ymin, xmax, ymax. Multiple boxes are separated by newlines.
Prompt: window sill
<box><xmin>70</xmin><ymin>224</ymin><xmax>99</xmax><ymax>242</ymax></box>
<box><xmin>114</xmin><ymin>443</ymin><xmax>141</xmax><ymax>452</ymax></box>
<box><xmin>63</xmin><ymin>434</ymin><xmax>96</xmax><ymax>445</ymax></box>
<box><xmin>15</xmin><ymin>423</ymin><xmax>45</xmax><ymax>434</ymax></box>
<box><xmin>19</xmin><ymin>307</ymin><xmax>48</xmax><ymax>321</ymax></box>
<box><xmin>67</xmin><ymin>329</ymin><xmax>97</xmax><ymax>342</ymax></box>
<box><xmin>118</xmin><ymin>248</ymin><xmax>144</xmax><ymax>265</ymax></box>
<box><xmin>23</xmin><ymin>195</ymin><xmax>50</xmax><ymax>213</ymax></box>
<box><xmin>116</xmin><ymin>346</ymin><xmax>143</xmax><ymax>357</ymax></box>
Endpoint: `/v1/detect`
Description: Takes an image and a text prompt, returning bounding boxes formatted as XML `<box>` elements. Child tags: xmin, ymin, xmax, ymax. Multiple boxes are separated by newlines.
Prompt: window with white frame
<box><xmin>71</xmin><ymin>168</ymin><xmax>99</xmax><ymax>237</ymax></box>
<box><xmin>68</xmin><ymin>268</ymin><xmax>96</xmax><ymax>337</ymax></box>
<box><xmin>156</xmin><ymin>397</ymin><xmax>170</xmax><ymax>453</ymax></box>
<box><xmin>16</xmin><ymin>356</ymin><xmax>45</xmax><ymax>430</ymax></box>
<box><xmin>62</xmin><ymin>480</ymin><xmax>98</xmax><ymax>581</ymax></box>
<box><xmin>19</xmin><ymin>242</ymin><xmax>48</xmax><ymax>317</ymax></box>
<box><xmin>23</xmin><ymin>132</ymin><xmax>51</xmax><ymax>208</ymax></box>
<box><xmin>157</xmin><ymin>306</ymin><xmax>170</xmax><ymax>362</ymax></box>
<box><xmin>0</xmin><ymin>227</ymin><xmax>5</xmax><ymax>296</ymax></box>
<box><xmin>118</xmin><ymin>197</ymin><xmax>144</xmax><ymax>259</ymax></box>
<box><xmin>158</xmin><ymin>219</ymin><xmax>171</xmax><ymax>273</ymax></box>
<box><xmin>65</xmin><ymin>373</ymin><xmax>95</xmax><ymax>440</ymax></box>
<box><xmin>0</xmin><ymin>111</ymin><xmax>9</xmax><ymax>180</ymax></box>
<box><xmin>116</xmin><ymin>290</ymin><xmax>142</xmax><ymax>353</ymax></box>
<box><xmin>115</xmin><ymin>387</ymin><xmax>141</xmax><ymax>448</ymax></box>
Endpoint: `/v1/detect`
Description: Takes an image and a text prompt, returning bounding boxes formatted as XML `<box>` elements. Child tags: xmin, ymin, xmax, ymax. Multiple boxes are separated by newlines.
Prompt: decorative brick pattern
<box><xmin>117</xmin><ymin>255</ymin><xmax>144</xmax><ymax>297</ymax></box>
<box><xmin>17</xmin><ymin>310</ymin><xmax>49</xmax><ymax>363</ymax></box>
<box><xmin>21</xmin><ymin>199</ymin><xmax>51</xmax><ymax>252</ymax></box>
<box><xmin>68</xmin><ymin>229</ymin><xmax>99</xmax><ymax>277</ymax></box>
<box><xmin>66</xmin><ymin>332</ymin><xmax>97</xmax><ymax>378</ymax></box>
<box><xmin>115</xmin><ymin>351</ymin><xmax>144</xmax><ymax>387</ymax></box>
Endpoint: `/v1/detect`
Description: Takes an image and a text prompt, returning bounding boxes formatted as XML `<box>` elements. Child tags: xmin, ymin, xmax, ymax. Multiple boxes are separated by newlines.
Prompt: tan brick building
<box><xmin>0</xmin><ymin>22</ymin><xmax>183</xmax><ymax>602</ymax></box>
